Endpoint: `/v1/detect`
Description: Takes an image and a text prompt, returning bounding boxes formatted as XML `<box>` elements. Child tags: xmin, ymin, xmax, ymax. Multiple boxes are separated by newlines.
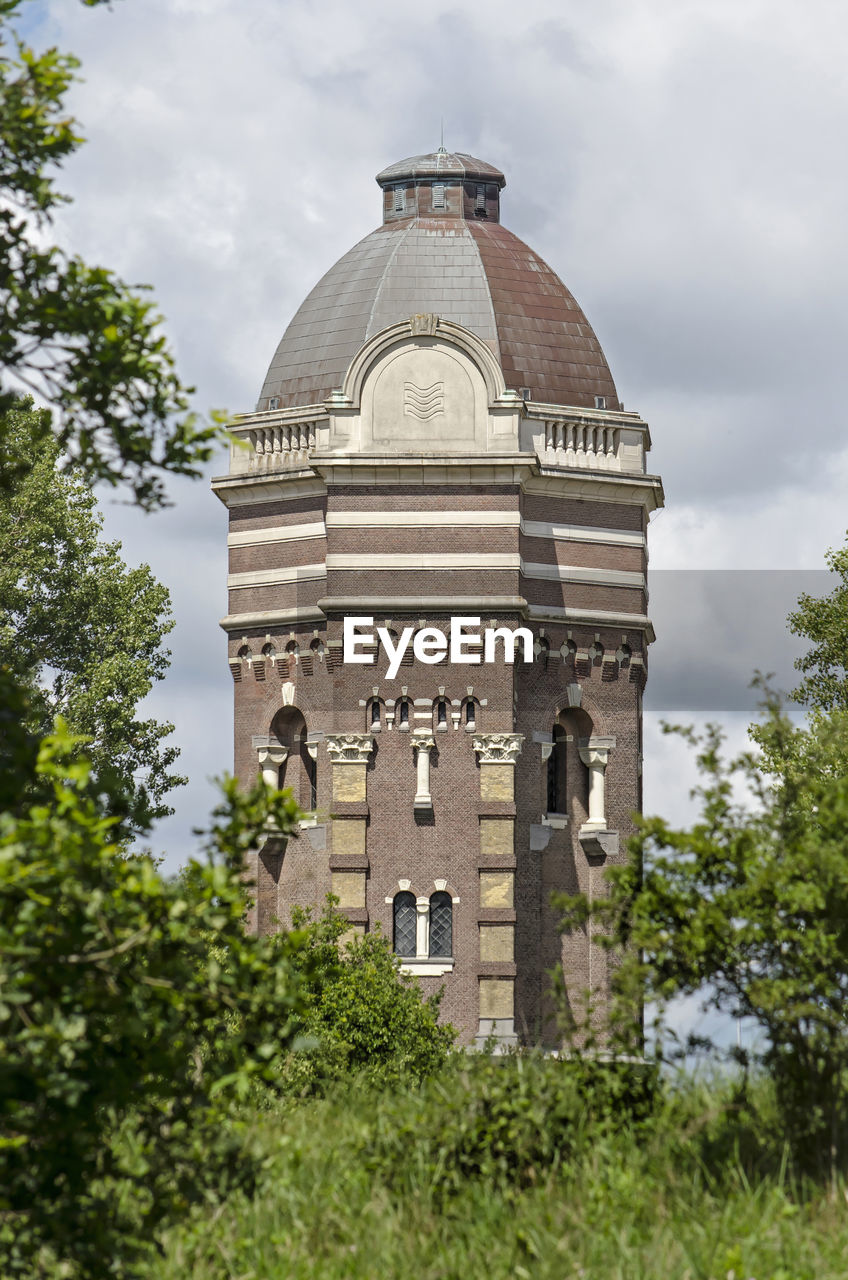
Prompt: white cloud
<box><xmin>19</xmin><ymin>0</ymin><xmax>847</xmax><ymax>870</ymax></box>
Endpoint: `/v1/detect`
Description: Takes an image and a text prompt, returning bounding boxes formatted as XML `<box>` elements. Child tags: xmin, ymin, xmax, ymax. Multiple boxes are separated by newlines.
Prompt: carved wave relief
<box><xmin>403</xmin><ymin>381</ymin><xmax>445</xmax><ymax>421</ymax></box>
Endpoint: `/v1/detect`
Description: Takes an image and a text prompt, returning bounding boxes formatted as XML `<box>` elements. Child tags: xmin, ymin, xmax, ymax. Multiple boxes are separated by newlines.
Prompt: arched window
<box><xmin>397</xmin><ymin>697</ymin><xmax>410</xmax><ymax>729</ymax></box>
<box><xmin>429</xmin><ymin>892</ymin><xmax>452</xmax><ymax>957</ymax></box>
<box><xmin>547</xmin><ymin>724</ymin><xmax>567</xmax><ymax>815</ymax></box>
<box><xmin>435</xmin><ymin>698</ymin><xmax>447</xmax><ymax>729</ymax></box>
<box><xmin>464</xmin><ymin>698</ymin><xmax>478</xmax><ymax>729</ymax></box>
<box><xmin>368</xmin><ymin>698</ymin><xmax>381</xmax><ymax>729</ymax></box>
<box><xmin>393</xmin><ymin>892</ymin><xmax>416</xmax><ymax>957</ymax></box>
<box><xmin>270</xmin><ymin>706</ymin><xmax>310</xmax><ymax>808</ymax></box>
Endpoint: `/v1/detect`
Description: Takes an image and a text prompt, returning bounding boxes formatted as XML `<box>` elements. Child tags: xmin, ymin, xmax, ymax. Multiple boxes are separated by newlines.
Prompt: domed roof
<box><xmin>258</xmin><ymin>151</ymin><xmax>619</xmax><ymax>412</ymax></box>
<box><xmin>376</xmin><ymin>149</ymin><xmax>506</xmax><ymax>186</ymax></box>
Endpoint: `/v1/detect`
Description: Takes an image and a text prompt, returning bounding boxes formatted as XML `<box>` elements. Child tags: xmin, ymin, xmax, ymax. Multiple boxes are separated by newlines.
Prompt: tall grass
<box><xmin>154</xmin><ymin>1058</ymin><xmax>848</xmax><ymax>1279</ymax></box>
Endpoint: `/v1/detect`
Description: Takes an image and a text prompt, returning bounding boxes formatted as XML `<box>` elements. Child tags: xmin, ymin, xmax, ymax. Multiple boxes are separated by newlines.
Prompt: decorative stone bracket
<box><xmin>325</xmin><ymin>733</ymin><xmax>375</xmax><ymax>765</ymax></box>
<box><xmin>256</xmin><ymin>744</ymin><xmax>287</xmax><ymax>788</ymax></box>
<box><xmin>472</xmin><ymin>733</ymin><xmax>524</xmax><ymax>765</ymax></box>
<box><xmin>412</xmin><ymin>732</ymin><xmax>436</xmax><ymax>810</ymax></box>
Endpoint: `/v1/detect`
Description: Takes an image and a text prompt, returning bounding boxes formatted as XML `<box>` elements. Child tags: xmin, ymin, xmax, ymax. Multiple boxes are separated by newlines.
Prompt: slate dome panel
<box><xmin>257</xmin><ymin>152</ymin><xmax>619</xmax><ymax>412</ymax></box>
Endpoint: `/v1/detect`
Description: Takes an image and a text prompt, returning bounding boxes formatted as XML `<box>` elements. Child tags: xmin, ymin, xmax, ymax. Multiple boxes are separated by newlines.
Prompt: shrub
<box><xmin>0</xmin><ymin>719</ymin><xmax>310</xmax><ymax>1278</ymax></box>
<box><xmin>278</xmin><ymin>904</ymin><xmax>455</xmax><ymax>1094</ymax></box>
<box><xmin>363</xmin><ymin>1053</ymin><xmax>658</xmax><ymax>1203</ymax></box>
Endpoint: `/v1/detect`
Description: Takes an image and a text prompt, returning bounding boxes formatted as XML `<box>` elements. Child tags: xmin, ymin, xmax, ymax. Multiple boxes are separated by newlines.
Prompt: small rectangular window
<box><xmin>595</xmin><ymin>395</ymin><xmax>606</xmax><ymax>409</ymax></box>
<box><xmin>432</xmin><ymin>183</ymin><xmax>445</xmax><ymax>209</ymax></box>
<box><xmin>475</xmin><ymin>184</ymin><xmax>486</xmax><ymax>213</ymax></box>
<box><xmin>268</xmin><ymin>396</ymin><xmax>280</xmax><ymax>410</ymax></box>
<box><xmin>519</xmin><ymin>387</ymin><xmax>531</xmax><ymax>402</ymax></box>
<box><xmin>394</xmin><ymin>185</ymin><xmax>405</xmax><ymax>212</ymax></box>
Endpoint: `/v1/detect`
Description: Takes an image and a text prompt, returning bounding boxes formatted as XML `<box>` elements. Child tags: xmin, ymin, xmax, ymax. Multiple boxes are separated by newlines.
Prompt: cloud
<box><xmin>23</xmin><ymin>0</ymin><xmax>848</xmax><ymax>871</ymax></box>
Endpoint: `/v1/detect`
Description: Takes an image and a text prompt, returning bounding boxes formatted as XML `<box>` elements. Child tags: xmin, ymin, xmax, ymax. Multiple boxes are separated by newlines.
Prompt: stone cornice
<box><xmin>211</xmin><ymin>469</ymin><xmax>326</xmax><ymax>508</ymax></box>
<box><xmin>310</xmin><ymin>453</ymin><xmax>535</xmax><ymax>487</ymax></box>
<box><xmin>524</xmin><ymin>466</ymin><xmax>664</xmax><ymax>512</ymax></box>
<box><xmin>219</xmin><ymin>606</ymin><xmax>326</xmax><ymax>633</ymax></box>
<box><xmin>472</xmin><ymin>733</ymin><xmax>524</xmax><ymax>765</ymax></box>
<box><xmin>318</xmin><ymin>595</ymin><xmax>527</xmax><ymax>615</ymax></box>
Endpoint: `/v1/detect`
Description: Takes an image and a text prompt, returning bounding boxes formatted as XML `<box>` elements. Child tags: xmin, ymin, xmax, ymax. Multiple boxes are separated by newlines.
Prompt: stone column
<box><xmin>472</xmin><ymin>733</ymin><xmax>523</xmax><ymax>1050</ymax></box>
<box><xmin>326</xmin><ymin>733</ymin><xmax>375</xmax><ymax>938</ymax></box>
<box><xmin>577</xmin><ymin>736</ymin><xmax>615</xmax><ymax>829</ymax></box>
<box><xmin>412</xmin><ymin>732</ymin><xmax>436</xmax><ymax>809</ymax></box>
<box><xmin>577</xmin><ymin>736</ymin><xmax>618</xmax><ymax>859</ymax></box>
<box><xmin>471</xmin><ymin>733</ymin><xmax>524</xmax><ymax>801</ymax></box>
<box><xmin>415</xmin><ymin>895</ymin><xmax>429</xmax><ymax>958</ymax></box>
<box><xmin>326</xmin><ymin>733</ymin><xmax>375</xmax><ymax>802</ymax></box>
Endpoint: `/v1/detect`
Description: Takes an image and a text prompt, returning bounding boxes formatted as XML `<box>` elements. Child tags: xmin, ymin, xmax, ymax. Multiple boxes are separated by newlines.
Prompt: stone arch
<box><xmin>342</xmin><ymin>316</ymin><xmax>507</xmax><ymax>408</ymax></box>
<box><xmin>270</xmin><ymin>705</ymin><xmax>315</xmax><ymax>810</ymax></box>
<box><xmin>541</xmin><ymin>684</ymin><xmax>611</xmax><ymax>740</ymax></box>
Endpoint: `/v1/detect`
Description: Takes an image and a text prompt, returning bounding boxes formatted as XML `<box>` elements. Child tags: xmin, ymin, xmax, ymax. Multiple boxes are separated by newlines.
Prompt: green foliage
<box><xmin>157</xmin><ymin>1073</ymin><xmax>848</xmax><ymax>1280</ymax></box>
<box><xmin>0</xmin><ymin>717</ymin><xmax>310</xmax><ymax>1278</ymax></box>
<box><xmin>363</xmin><ymin>1053</ymin><xmax>657</xmax><ymax>1203</ymax></box>
<box><xmin>0</xmin><ymin>0</ymin><xmax>222</xmax><ymax>508</ymax></box>
<box><xmin>0</xmin><ymin>397</ymin><xmax>184</xmax><ymax>835</ymax></box>
<box><xmin>557</xmin><ymin>691</ymin><xmax>848</xmax><ymax>1177</ymax></box>
<box><xmin>279</xmin><ymin>903</ymin><xmax>455</xmax><ymax>1093</ymax></box>
<box><xmin>789</xmin><ymin>536</ymin><xmax>848</xmax><ymax>713</ymax></box>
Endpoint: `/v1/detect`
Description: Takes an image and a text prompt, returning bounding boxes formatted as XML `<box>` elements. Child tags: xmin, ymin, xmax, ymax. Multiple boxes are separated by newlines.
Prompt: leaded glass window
<box><xmin>393</xmin><ymin>892</ymin><xmax>416</xmax><ymax>957</ymax></box>
<box><xmin>429</xmin><ymin>892</ymin><xmax>452</xmax><ymax>958</ymax></box>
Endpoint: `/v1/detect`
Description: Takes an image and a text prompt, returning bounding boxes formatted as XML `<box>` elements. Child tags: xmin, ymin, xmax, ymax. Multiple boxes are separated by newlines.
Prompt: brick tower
<box><xmin>212</xmin><ymin>149</ymin><xmax>663</xmax><ymax>1047</ymax></box>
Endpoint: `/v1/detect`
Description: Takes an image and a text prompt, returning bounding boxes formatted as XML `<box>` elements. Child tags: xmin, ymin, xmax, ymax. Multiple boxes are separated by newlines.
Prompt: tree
<box><xmin>789</xmin><ymin>535</ymin><xmax>848</xmax><ymax>714</ymax></box>
<box><xmin>282</xmin><ymin>903</ymin><xmax>455</xmax><ymax>1092</ymax></box>
<box><xmin>0</xmin><ymin>700</ymin><xmax>311</xmax><ymax>1278</ymax></box>
<box><xmin>0</xmin><ymin>0</ymin><xmax>223</xmax><ymax>510</ymax></box>
<box><xmin>0</xmin><ymin>397</ymin><xmax>183</xmax><ymax>835</ymax></box>
<box><xmin>557</xmin><ymin>693</ymin><xmax>848</xmax><ymax>1179</ymax></box>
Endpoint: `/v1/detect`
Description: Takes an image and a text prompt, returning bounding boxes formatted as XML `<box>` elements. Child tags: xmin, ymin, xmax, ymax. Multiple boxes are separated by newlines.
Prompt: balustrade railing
<box><xmin>542</xmin><ymin>420</ymin><xmax>621</xmax><ymax>469</ymax></box>
<box><xmin>231</xmin><ymin>418</ymin><xmax>321</xmax><ymax>469</ymax></box>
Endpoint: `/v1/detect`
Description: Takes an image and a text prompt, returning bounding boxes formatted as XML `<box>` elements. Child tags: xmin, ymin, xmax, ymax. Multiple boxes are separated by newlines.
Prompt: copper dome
<box><xmin>258</xmin><ymin>151</ymin><xmax>619</xmax><ymax>412</ymax></box>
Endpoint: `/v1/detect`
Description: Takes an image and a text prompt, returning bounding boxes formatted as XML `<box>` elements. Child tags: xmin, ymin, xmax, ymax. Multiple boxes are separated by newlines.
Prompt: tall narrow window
<box><xmin>307</xmin><ymin>753</ymin><xmax>317</xmax><ymax>809</ymax></box>
<box><xmin>432</xmin><ymin>182</ymin><xmax>445</xmax><ymax>209</ymax></box>
<box><xmin>394</xmin><ymin>185</ymin><xmax>405</xmax><ymax>212</ymax></box>
<box><xmin>429</xmin><ymin>892</ymin><xmax>452</xmax><ymax>957</ymax></box>
<box><xmin>398</xmin><ymin>698</ymin><xmax>409</xmax><ymax>728</ymax></box>
<box><xmin>436</xmin><ymin>698</ymin><xmax>447</xmax><ymax>728</ymax></box>
<box><xmin>547</xmin><ymin>724</ymin><xmax>567</xmax><ymax>814</ymax></box>
<box><xmin>475</xmin><ymin>184</ymin><xmax>486</xmax><ymax>213</ymax></box>
<box><xmin>465</xmin><ymin>700</ymin><xmax>476</xmax><ymax>729</ymax></box>
<box><xmin>370</xmin><ymin>699</ymin><xmax>381</xmax><ymax>729</ymax></box>
<box><xmin>393</xmin><ymin>892</ymin><xmax>416</xmax><ymax>957</ymax></box>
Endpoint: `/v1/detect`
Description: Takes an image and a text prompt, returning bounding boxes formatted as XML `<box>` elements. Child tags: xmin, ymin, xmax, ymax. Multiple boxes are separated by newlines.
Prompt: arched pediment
<box><xmin>326</xmin><ymin>315</ymin><xmax>520</xmax><ymax>455</ymax></box>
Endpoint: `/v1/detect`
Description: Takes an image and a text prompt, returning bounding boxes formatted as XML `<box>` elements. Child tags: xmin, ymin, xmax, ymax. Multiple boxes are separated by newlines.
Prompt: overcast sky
<box><xmin>27</xmin><ymin>0</ymin><xmax>848</xmax><ymax>918</ymax></box>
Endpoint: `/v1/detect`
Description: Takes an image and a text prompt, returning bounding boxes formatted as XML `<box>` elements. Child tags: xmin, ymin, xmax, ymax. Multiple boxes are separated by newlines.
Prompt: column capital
<box><xmin>412</xmin><ymin>732</ymin><xmax>436</xmax><ymax>753</ymax></box>
<box><xmin>578</xmin><ymin>744</ymin><xmax>611</xmax><ymax>769</ymax></box>
<box><xmin>256</xmin><ymin>744</ymin><xmax>287</xmax><ymax>768</ymax></box>
<box><xmin>325</xmin><ymin>733</ymin><xmax>375</xmax><ymax>765</ymax></box>
<box><xmin>472</xmin><ymin>733</ymin><xmax>524</xmax><ymax>766</ymax></box>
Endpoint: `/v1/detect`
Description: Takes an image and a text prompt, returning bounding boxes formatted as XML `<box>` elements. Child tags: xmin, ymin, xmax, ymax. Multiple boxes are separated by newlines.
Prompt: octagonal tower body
<box><xmin>213</xmin><ymin>150</ymin><xmax>664</xmax><ymax>1047</ymax></box>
